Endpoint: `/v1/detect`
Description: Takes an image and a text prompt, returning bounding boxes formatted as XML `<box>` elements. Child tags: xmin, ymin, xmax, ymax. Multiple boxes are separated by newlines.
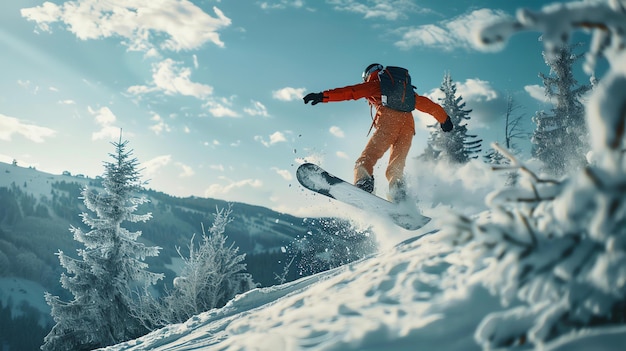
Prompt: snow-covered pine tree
<box><xmin>422</xmin><ymin>72</ymin><xmax>482</xmax><ymax>163</ymax></box>
<box><xmin>156</xmin><ymin>206</ymin><xmax>255</xmax><ymax>326</ymax></box>
<box><xmin>531</xmin><ymin>43</ymin><xmax>591</xmax><ymax>177</ymax></box>
<box><xmin>483</xmin><ymin>148</ymin><xmax>504</xmax><ymax>165</ymax></box>
<box><xmin>441</xmin><ymin>1</ymin><xmax>626</xmax><ymax>349</ymax></box>
<box><xmin>42</xmin><ymin>137</ymin><xmax>163</xmax><ymax>351</ymax></box>
<box><xmin>419</xmin><ymin>142</ymin><xmax>440</xmax><ymax>162</ymax></box>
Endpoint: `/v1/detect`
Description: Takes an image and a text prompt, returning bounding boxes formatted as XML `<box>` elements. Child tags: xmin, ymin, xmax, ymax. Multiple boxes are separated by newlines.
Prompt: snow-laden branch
<box><xmin>478</xmin><ymin>0</ymin><xmax>626</xmax><ymax>170</ymax></box>
<box><xmin>477</xmin><ymin>1</ymin><xmax>626</xmax><ymax>71</ymax></box>
<box><xmin>437</xmin><ymin>2</ymin><xmax>626</xmax><ymax>349</ymax></box>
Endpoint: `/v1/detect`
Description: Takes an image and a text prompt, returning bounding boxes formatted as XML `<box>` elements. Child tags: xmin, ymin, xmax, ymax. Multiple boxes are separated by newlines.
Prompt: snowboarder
<box><xmin>303</xmin><ymin>63</ymin><xmax>453</xmax><ymax>202</ymax></box>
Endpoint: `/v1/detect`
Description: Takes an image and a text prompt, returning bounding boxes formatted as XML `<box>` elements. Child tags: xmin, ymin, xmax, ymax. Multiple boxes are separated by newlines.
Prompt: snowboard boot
<box><xmin>388</xmin><ymin>179</ymin><xmax>407</xmax><ymax>203</ymax></box>
<box><xmin>355</xmin><ymin>175</ymin><xmax>375</xmax><ymax>193</ymax></box>
<box><xmin>354</xmin><ymin>165</ymin><xmax>375</xmax><ymax>193</ymax></box>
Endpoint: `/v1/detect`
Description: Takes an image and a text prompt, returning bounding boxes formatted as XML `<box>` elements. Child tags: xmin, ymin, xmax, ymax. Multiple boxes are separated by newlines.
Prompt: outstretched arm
<box><xmin>414</xmin><ymin>94</ymin><xmax>448</xmax><ymax>124</ymax></box>
<box><xmin>415</xmin><ymin>94</ymin><xmax>453</xmax><ymax>132</ymax></box>
<box><xmin>323</xmin><ymin>80</ymin><xmax>378</xmax><ymax>102</ymax></box>
<box><xmin>304</xmin><ymin>80</ymin><xmax>378</xmax><ymax>105</ymax></box>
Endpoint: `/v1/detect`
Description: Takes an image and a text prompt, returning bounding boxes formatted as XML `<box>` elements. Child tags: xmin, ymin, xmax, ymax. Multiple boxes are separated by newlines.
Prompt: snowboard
<box><xmin>296</xmin><ymin>163</ymin><xmax>430</xmax><ymax>231</ymax></box>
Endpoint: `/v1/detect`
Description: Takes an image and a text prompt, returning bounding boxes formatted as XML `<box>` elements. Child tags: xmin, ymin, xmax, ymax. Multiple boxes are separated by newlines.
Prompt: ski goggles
<box><xmin>362</xmin><ymin>64</ymin><xmax>383</xmax><ymax>81</ymax></box>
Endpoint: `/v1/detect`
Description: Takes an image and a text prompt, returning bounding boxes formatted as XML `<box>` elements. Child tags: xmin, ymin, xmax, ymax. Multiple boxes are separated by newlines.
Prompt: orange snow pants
<box><xmin>354</xmin><ymin>106</ymin><xmax>415</xmax><ymax>187</ymax></box>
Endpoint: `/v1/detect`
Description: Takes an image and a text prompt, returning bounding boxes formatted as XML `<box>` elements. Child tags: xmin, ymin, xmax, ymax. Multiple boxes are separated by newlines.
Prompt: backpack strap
<box><xmin>383</xmin><ymin>69</ymin><xmax>394</xmax><ymax>84</ymax></box>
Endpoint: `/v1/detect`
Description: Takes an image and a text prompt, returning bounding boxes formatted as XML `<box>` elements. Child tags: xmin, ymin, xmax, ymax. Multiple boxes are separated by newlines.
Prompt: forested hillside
<box><xmin>0</xmin><ymin>161</ymin><xmax>375</xmax><ymax>350</ymax></box>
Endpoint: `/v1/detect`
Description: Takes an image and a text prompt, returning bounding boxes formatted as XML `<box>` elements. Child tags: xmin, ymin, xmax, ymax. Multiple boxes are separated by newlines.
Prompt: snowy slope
<box><xmin>99</xmin><ymin>228</ymin><xmax>491</xmax><ymax>351</ymax></box>
<box><xmin>0</xmin><ymin>161</ymin><xmax>83</xmax><ymax>198</ymax></box>
<box><xmin>99</xmin><ymin>224</ymin><xmax>626</xmax><ymax>351</ymax></box>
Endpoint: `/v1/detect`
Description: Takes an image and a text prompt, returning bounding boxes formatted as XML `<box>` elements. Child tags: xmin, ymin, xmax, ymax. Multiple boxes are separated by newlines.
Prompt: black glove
<box><xmin>440</xmin><ymin>116</ymin><xmax>453</xmax><ymax>132</ymax></box>
<box><xmin>303</xmin><ymin>92</ymin><xmax>324</xmax><ymax>105</ymax></box>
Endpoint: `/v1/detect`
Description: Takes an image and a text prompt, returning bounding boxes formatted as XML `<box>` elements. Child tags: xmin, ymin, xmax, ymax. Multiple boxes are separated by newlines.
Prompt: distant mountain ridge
<box><xmin>0</xmin><ymin>160</ymin><xmax>308</xmax><ymax>255</ymax></box>
<box><xmin>0</xmin><ymin>160</ymin><xmax>310</xmax><ymax>311</ymax></box>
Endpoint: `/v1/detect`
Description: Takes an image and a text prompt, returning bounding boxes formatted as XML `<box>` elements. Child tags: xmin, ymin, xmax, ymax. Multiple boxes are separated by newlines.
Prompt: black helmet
<box><xmin>362</xmin><ymin>63</ymin><xmax>383</xmax><ymax>81</ymax></box>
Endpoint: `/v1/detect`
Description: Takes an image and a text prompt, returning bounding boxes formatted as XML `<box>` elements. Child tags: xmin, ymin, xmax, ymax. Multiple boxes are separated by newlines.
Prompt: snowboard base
<box><xmin>296</xmin><ymin>163</ymin><xmax>430</xmax><ymax>230</ymax></box>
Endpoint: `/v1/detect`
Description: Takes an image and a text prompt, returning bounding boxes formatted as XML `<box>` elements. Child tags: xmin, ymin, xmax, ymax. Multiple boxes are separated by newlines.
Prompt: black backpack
<box><xmin>377</xmin><ymin>66</ymin><xmax>416</xmax><ymax>112</ymax></box>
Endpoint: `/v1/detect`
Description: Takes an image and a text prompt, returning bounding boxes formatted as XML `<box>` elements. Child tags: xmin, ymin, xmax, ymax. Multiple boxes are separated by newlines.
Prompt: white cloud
<box><xmin>145</xmin><ymin>48</ymin><xmax>160</xmax><ymax>58</ymax></box>
<box><xmin>149</xmin><ymin>113</ymin><xmax>171</xmax><ymax>135</ymax></box>
<box><xmin>204</xmin><ymin>98</ymin><xmax>240</xmax><ymax>118</ymax></box>
<box><xmin>91</xmin><ymin>126</ymin><xmax>120</xmax><ymax>141</ymax></box>
<box><xmin>269</xmin><ymin>131</ymin><xmax>287</xmax><ymax>144</ymax></box>
<box><xmin>91</xmin><ymin>106</ymin><xmax>116</xmax><ymax>125</ymax></box>
<box><xmin>58</xmin><ymin>99</ymin><xmax>76</xmax><ymax>105</ymax></box>
<box><xmin>21</xmin><ymin>0</ymin><xmax>231</xmax><ymax>52</ymax></box>
<box><xmin>459</xmin><ymin>78</ymin><xmax>498</xmax><ymax>102</ymax></box>
<box><xmin>272</xmin><ymin>167</ymin><xmax>293</xmax><ymax>181</ymax></box>
<box><xmin>128</xmin><ymin>59</ymin><xmax>244</xmax><ymax>118</ymax></box>
<box><xmin>295</xmin><ymin>152</ymin><xmax>324</xmax><ymax>165</ymax></box>
<box><xmin>210</xmin><ymin>164</ymin><xmax>225</xmax><ymax>172</ymax></box>
<box><xmin>336</xmin><ymin>151</ymin><xmax>349</xmax><ymax>159</ymax></box>
<box><xmin>142</xmin><ymin>155</ymin><xmax>193</xmax><ymax>181</ymax></box>
<box><xmin>0</xmin><ymin>113</ymin><xmax>56</xmax><ymax>143</ymax></box>
<box><xmin>244</xmin><ymin>100</ymin><xmax>269</xmax><ymax>117</ymax></box>
<box><xmin>255</xmin><ymin>131</ymin><xmax>288</xmax><ymax>147</ymax></box>
<box><xmin>17</xmin><ymin>79</ymin><xmax>32</xmax><ymax>89</ymax></box>
<box><xmin>328</xmin><ymin>0</ymin><xmax>432</xmax><ymax>21</ymax></box>
<box><xmin>259</xmin><ymin>1</ymin><xmax>305</xmax><ymax>10</ymax></box>
<box><xmin>17</xmin><ymin>79</ymin><xmax>39</xmax><ymax>94</ymax></box>
<box><xmin>424</xmin><ymin>77</ymin><xmax>505</xmax><ymax>128</ymax></box>
<box><xmin>398</xmin><ymin>24</ymin><xmax>455</xmax><ymax>49</ymax></box>
<box><xmin>88</xmin><ymin>106</ymin><xmax>123</xmax><ymax>140</ymax></box>
<box><xmin>128</xmin><ymin>59</ymin><xmax>213</xmax><ymax>99</ymax></box>
<box><xmin>204</xmin><ymin>177</ymin><xmax>263</xmax><ymax>197</ymax></box>
<box><xmin>176</xmin><ymin>162</ymin><xmax>195</xmax><ymax>177</ymax></box>
<box><xmin>425</xmin><ymin>78</ymin><xmax>499</xmax><ymax>105</ymax></box>
<box><xmin>272</xmin><ymin>87</ymin><xmax>306</xmax><ymax>101</ymax></box>
<box><xmin>525</xmin><ymin>84</ymin><xmax>553</xmax><ymax>104</ymax></box>
<box><xmin>329</xmin><ymin>126</ymin><xmax>345</xmax><ymax>138</ymax></box>
<box><xmin>395</xmin><ymin>9</ymin><xmax>510</xmax><ymax>51</ymax></box>
<box><xmin>141</xmin><ymin>155</ymin><xmax>172</xmax><ymax>179</ymax></box>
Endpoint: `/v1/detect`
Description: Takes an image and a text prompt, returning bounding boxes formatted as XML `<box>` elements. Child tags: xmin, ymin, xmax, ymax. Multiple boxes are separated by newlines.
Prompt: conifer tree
<box><xmin>422</xmin><ymin>72</ymin><xmax>482</xmax><ymax>163</ymax></box>
<box><xmin>42</xmin><ymin>136</ymin><xmax>163</xmax><ymax>351</ymax></box>
<box><xmin>138</xmin><ymin>206</ymin><xmax>256</xmax><ymax>328</ymax></box>
<box><xmin>531</xmin><ymin>43</ymin><xmax>591</xmax><ymax>177</ymax></box>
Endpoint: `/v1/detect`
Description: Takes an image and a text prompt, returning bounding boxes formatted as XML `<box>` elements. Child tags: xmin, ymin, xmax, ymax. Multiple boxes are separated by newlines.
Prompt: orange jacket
<box><xmin>321</xmin><ymin>79</ymin><xmax>448</xmax><ymax>124</ymax></box>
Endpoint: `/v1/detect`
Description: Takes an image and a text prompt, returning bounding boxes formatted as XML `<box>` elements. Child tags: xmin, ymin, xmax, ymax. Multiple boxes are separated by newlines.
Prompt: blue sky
<box><xmin>1</xmin><ymin>0</ymin><xmax>591</xmax><ymax>216</ymax></box>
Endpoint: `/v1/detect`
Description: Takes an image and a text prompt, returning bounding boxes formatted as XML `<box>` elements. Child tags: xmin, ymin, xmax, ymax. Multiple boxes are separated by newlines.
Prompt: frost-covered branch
<box><xmin>274</xmin><ymin>255</ymin><xmax>296</xmax><ymax>285</ymax></box>
<box><xmin>136</xmin><ymin>206</ymin><xmax>256</xmax><ymax>329</ymax></box>
<box><xmin>456</xmin><ymin>1</ymin><xmax>626</xmax><ymax>349</ymax></box>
